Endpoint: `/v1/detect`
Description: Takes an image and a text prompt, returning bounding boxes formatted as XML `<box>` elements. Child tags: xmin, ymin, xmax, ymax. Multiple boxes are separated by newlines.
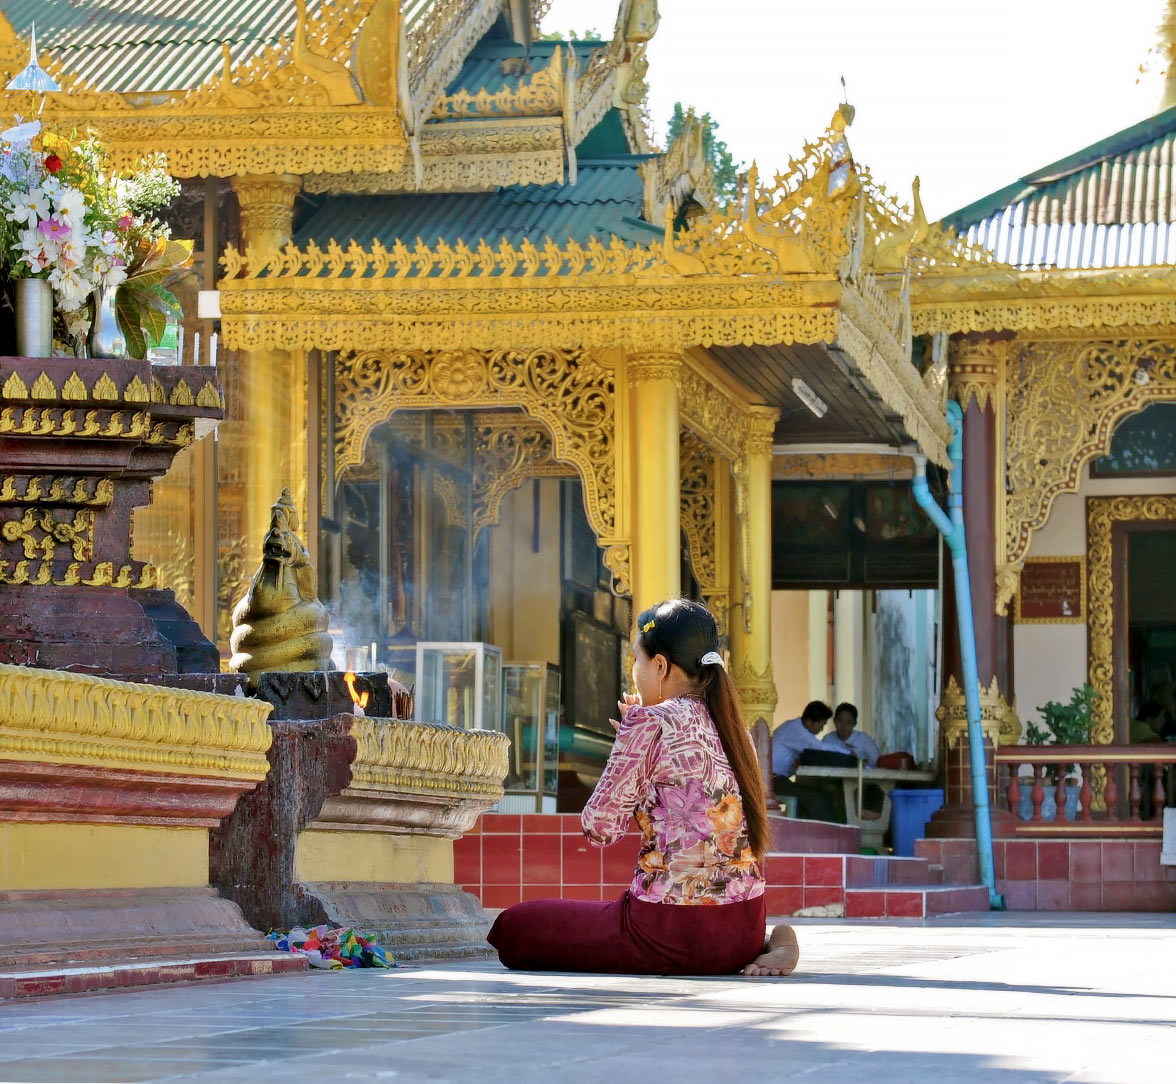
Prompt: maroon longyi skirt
<box><xmin>487</xmin><ymin>891</ymin><xmax>767</xmax><ymax>975</ymax></box>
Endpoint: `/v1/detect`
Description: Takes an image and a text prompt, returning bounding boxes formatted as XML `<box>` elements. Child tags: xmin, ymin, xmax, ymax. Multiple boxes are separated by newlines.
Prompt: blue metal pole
<box><xmin>911</xmin><ymin>400</ymin><xmax>1003</xmax><ymax>909</ymax></box>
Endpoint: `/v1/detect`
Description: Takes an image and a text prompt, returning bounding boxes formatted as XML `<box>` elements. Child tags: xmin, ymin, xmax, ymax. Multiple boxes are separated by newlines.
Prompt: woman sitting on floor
<box><xmin>488</xmin><ymin>598</ymin><xmax>798</xmax><ymax>977</ymax></box>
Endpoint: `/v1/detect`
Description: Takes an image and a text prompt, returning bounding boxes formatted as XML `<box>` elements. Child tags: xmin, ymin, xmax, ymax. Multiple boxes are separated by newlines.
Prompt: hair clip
<box><xmin>641</xmin><ymin>619</ymin><xmax>656</xmax><ymax>634</ymax></box>
<box><xmin>699</xmin><ymin>651</ymin><xmax>724</xmax><ymax>667</ymax></box>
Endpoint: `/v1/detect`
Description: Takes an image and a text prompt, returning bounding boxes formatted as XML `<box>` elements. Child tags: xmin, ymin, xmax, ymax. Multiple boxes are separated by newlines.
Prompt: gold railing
<box><xmin>996</xmin><ymin>744</ymin><xmax>1176</xmax><ymax>836</ymax></box>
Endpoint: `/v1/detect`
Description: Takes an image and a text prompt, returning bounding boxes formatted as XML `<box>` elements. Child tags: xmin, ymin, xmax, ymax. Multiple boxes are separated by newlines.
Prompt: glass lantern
<box><xmin>414</xmin><ymin>642</ymin><xmax>503</xmax><ymax>731</ymax></box>
<box><xmin>499</xmin><ymin>662</ymin><xmax>561</xmax><ymax>813</ymax></box>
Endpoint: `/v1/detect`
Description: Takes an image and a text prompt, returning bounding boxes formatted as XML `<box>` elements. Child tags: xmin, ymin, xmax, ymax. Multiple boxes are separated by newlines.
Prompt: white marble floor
<box><xmin>1</xmin><ymin>913</ymin><xmax>1174</xmax><ymax>1083</ymax></box>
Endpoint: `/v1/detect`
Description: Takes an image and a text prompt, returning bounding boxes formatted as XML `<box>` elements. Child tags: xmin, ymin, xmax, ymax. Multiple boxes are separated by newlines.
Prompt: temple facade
<box><xmin>4</xmin><ymin>1</ymin><xmax>1175</xmax><ymax>862</ymax></box>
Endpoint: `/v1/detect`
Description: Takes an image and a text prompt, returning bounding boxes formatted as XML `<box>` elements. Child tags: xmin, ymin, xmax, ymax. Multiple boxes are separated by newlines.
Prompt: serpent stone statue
<box><xmin>229</xmin><ymin>489</ymin><xmax>334</xmax><ymax>676</ymax></box>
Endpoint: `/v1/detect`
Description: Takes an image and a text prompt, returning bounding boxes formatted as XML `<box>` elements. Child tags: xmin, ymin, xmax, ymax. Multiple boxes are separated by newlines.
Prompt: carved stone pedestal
<box><xmin>212</xmin><ymin>714</ymin><xmax>509</xmax><ymax>961</ymax></box>
<box><xmin>0</xmin><ymin>356</ymin><xmax>224</xmax><ymax>674</ymax></box>
<box><xmin>0</xmin><ymin>664</ymin><xmax>282</xmax><ymax>974</ymax></box>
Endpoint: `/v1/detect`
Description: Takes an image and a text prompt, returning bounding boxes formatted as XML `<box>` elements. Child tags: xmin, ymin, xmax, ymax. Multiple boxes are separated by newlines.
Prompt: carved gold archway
<box><xmin>1087</xmin><ymin>494</ymin><xmax>1176</xmax><ymax>745</ymax></box>
<box><xmin>679</xmin><ymin>429</ymin><xmax>731</xmax><ymax>634</ymax></box>
<box><xmin>996</xmin><ymin>338</ymin><xmax>1176</xmax><ymax>613</ymax></box>
<box><xmin>333</xmin><ymin>348</ymin><xmax>629</xmax><ymax>592</ymax></box>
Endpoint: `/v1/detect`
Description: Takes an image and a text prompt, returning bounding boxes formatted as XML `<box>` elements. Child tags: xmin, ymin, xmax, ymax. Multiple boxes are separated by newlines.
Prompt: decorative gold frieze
<box><xmin>431</xmin><ymin>45</ymin><xmax>566</xmax><ymax>120</ymax></box>
<box><xmin>0</xmin><ymin>407</ymin><xmax>149</xmax><ymax>440</ymax></box>
<box><xmin>0</xmin><ymin>663</ymin><xmax>272</xmax><ymax>780</ymax></box>
<box><xmin>0</xmin><ymin>560</ymin><xmax>157</xmax><ymax>588</ymax></box>
<box><xmin>680</xmin><ymin>430</ymin><xmax>729</xmax><ymax>634</ymax></box>
<box><xmin>948</xmin><ymin>338</ymin><xmax>1005</xmax><ymax>413</ymax></box>
<box><xmin>0</xmin><ymin>476</ymin><xmax>114</xmax><ymax>506</ymax></box>
<box><xmin>349</xmin><ymin>717</ymin><xmax>509</xmax><ymax>801</ymax></box>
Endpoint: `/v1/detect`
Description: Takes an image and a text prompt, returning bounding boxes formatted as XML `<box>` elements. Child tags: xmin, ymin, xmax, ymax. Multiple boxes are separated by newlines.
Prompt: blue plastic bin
<box><xmin>889</xmin><ymin>788</ymin><xmax>944</xmax><ymax>857</ymax></box>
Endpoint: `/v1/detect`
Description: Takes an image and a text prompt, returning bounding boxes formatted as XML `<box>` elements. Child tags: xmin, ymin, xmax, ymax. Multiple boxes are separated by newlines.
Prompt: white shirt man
<box><xmin>772</xmin><ymin>701</ymin><xmax>850</xmax><ymax>777</ymax></box>
<box><xmin>824</xmin><ymin>702</ymin><xmax>881</xmax><ymax>766</ymax></box>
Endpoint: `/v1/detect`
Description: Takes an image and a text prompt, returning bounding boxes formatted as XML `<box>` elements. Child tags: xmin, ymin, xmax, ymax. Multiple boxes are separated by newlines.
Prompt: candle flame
<box><xmin>343</xmin><ymin>671</ymin><xmax>370</xmax><ymax>709</ymax></box>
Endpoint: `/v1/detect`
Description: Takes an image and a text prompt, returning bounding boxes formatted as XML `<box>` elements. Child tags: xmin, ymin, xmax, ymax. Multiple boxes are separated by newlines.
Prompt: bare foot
<box><xmin>743</xmin><ymin>924</ymin><xmax>799</xmax><ymax>977</ymax></box>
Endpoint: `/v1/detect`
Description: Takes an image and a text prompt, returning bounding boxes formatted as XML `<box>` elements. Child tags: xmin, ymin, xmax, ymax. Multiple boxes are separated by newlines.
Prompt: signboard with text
<box><xmin>1015</xmin><ymin>557</ymin><xmax>1086</xmax><ymax>624</ymax></box>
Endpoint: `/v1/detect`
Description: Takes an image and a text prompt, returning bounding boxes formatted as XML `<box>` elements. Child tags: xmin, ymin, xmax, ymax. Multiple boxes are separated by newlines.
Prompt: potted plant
<box><xmin>0</xmin><ymin>123</ymin><xmax>188</xmax><ymax>358</ymax></box>
<box><xmin>1020</xmin><ymin>684</ymin><xmax>1097</xmax><ymax>821</ymax></box>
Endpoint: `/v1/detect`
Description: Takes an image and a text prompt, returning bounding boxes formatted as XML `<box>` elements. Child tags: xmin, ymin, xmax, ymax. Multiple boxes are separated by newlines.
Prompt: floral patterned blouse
<box><xmin>581</xmin><ymin>696</ymin><xmax>765</xmax><ymax>906</ymax></box>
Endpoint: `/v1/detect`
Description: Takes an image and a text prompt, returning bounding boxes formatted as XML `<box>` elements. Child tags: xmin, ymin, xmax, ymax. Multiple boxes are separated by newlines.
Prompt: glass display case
<box><xmin>414</xmin><ymin>642</ymin><xmax>503</xmax><ymax>731</ymax></box>
<box><xmin>500</xmin><ymin>662</ymin><xmax>561</xmax><ymax>812</ymax></box>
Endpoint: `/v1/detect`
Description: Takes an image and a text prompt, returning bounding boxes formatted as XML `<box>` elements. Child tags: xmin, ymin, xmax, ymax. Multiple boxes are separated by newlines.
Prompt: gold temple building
<box><xmin>8</xmin><ymin>0</ymin><xmax>1174</xmax><ymax>813</ymax></box>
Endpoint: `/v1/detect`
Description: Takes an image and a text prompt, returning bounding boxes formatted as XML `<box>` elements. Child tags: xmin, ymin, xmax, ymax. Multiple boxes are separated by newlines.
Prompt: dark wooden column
<box><xmin>930</xmin><ymin>337</ymin><xmax>1018</xmax><ymax>838</ymax></box>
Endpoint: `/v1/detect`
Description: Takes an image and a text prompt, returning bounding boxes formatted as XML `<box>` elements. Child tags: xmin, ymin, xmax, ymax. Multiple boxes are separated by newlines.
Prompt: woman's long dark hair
<box><xmin>634</xmin><ymin>598</ymin><xmax>769</xmax><ymax>859</ymax></box>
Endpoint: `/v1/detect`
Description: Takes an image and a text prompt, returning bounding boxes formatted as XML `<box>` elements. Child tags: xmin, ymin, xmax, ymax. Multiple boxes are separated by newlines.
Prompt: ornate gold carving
<box><xmin>0</xmin><ymin>476</ymin><xmax>114</xmax><ymax>506</ymax></box>
<box><xmin>431</xmin><ymin>45</ymin><xmax>565</xmax><ymax>119</ymax></box>
<box><xmin>730</xmin><ymin>659</ymin><xmax>777</xmax><ymax>728</ymax></box>
<box><xmin>677</xmin><ymin>363</ymin><xmax>752</xmax><ymax>462</ymax></box>
<box><xmin>1</xmin><ymin>372</ymin><xmax>27</xmax><ymax>398</ymax></box>
<box><xmin>302</xmin><ymin>121</ymin><xmax>565</xmax><ymax>195</ymax></box>
<box><xmin>231</xmin><ymin>174</ymin><xmax>301</xmax><ymax>240</ymax></box>
<box><xmin>1087</xmin><ymin>496</ymin><xmax>1176</xmax><ymax>746</ymax></box>
<box><xmin>350</xmin><ymin>717</ymin><xmax>509</xmax><ymax>801</ymax></box>
<box><xmin>0</xmin><ymin>560</ymin><xmax>156</xmax><ymax>588</ymax></box>
<box><xmin>230</xmin><ymin>489</ymin><xmax>334</xmax><ymax>676</ymax></box>
<box><xmin>0</xmin><ymin>662</ymin><xmax>272</xmax><ymax>780</ymax></box>
<box><xmin>641</xmin><ymin>110</ymin><xmax>716</xmax><ymax>223</ymax></box>
<box><xmin>680</xmin><ymin>430</ymin><xmax>728</xmax><ymax>634</ymax></box>
<box><xmin>1</xmin><ymin>508</ymin><xmax>93</xmax><ymax>562</ymax></box>
<box><xmin>912</xmin><ymin>267</ymin><xmax>1176</xmax><ymax>338</ymax></box>
<box><xmin>948</xmin><ymin>338</ymin><xmax>1005</xmax><ymax>413</ymax></box>
<box><xmin>935</xmin><ymin>674</ymin><xmax>1007</xmax><ymax>749</ymax></box>
<box><xmin>124</xmin><ymin>375</ymin><xmax>150</xmax><ymax>403</ymax></box>
<box><xmin>334</xmin><ymin>348</ymin><xmax>625</xmax><ymax>586</ymax></box>
<box><xmin>998</xmin><ymin>339</ymin><xmax>1176</xmax><ymax>614</ymax></box>
<box><xmin>30</xmin><ymin>372</ymin><xmax>56</xmax><ymax>399</ymax></box>
<box><xmin>92</xmin><ymin>373</ymin><xmax>119</xmax><ymax>401</ymax></box>
<box><xmin>61</xmin><ymin>372</ymin><xmax>87</xmax><ymax>401</ymax></box>
<box><xmin>469</xmin><ymin>417</ymin><xmax>570</xmax><ymax>536</ymax></box>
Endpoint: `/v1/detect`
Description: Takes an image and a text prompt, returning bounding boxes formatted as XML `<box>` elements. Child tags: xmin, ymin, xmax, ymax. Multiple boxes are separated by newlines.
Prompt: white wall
<box><xmin>1013</xmin><ymin>467</ymin><xmax>1176</xmax><ymax>733</ymax></box>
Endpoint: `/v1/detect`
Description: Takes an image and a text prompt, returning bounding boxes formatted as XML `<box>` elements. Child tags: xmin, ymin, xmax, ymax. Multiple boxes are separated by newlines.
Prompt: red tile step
<box><xmin>767</xmin><ymin>815</ymin><xmax>861</xmax><ymax>855</ymax></box>
<box><xmin>0</xmin><ymin>952</ymin><xmax>307</xmax><ymax>1001</ymax></box>
<box><xmin>844</xmin><ymin>884</ymin><xmax>990</xmax><ymax>919</ymax></box>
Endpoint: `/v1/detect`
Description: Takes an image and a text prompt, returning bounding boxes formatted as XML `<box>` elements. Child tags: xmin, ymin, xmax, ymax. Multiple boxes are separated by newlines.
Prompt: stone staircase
<box><xmin>762</xmin><ymin>818</ymin><xmax>991</xmax><ymax>919</ymax></box>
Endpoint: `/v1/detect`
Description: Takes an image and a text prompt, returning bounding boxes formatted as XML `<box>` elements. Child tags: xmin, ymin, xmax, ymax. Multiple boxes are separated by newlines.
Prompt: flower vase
<box><xmin>88</xmin><ymin>284</ymin><xmax>127</xmax><ymax>359</ymax></box>
<box><xmin>15</xmin><ymin>278</ymin><xmax>53</xmax><ymax>358</ymax></box>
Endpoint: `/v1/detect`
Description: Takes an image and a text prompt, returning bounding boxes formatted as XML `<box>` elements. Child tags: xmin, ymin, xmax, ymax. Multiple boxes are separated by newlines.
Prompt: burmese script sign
<box><xmin>1016</xmin><ymin>557</ymin><xmax>1086</xmax><ymax>624</ymax></box>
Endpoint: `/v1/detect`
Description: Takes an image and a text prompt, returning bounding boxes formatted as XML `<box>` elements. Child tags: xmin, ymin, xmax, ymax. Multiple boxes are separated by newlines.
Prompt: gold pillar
<box><xmin>628</xmin><ymin>353</ymin><xmax>682</xmax><ymax>613</ymax></box>
<box><xmin>729</xmin><ymin>406</ymin><xmax>779</xmax><ymax>730</ymax></box>
<box><xmin>230</xmin><ymin>174</ymin><xmax>306</xmax><ymax>567</ymax></box>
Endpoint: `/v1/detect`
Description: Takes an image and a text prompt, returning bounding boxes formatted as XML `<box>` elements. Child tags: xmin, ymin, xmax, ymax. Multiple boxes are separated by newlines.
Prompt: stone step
<box><xmin>767</xmin><ymin>815</ymin><xmax>861</xmax><ymax>855</ymax></box>
<box><xmin>0</xmin><ymin>952</ymin><xmax>307</xmax><ymax>1000</ymax></box>
<box><xmin>844</xmin><ymin>884</ymin><xmax>991</xmax><ymax>919</ymax></box>
<box><xmin>914</xmin><ymin>837</ymin><xmax>980</xmax><ymax>885</ymax></box>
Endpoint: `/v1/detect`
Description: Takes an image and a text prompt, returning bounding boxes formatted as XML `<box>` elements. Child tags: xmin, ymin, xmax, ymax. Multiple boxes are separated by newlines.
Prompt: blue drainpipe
<box><xmin>911</xmin><ymin>400</ymin><xmax>1004</xmax><ymax>909</ymax></box>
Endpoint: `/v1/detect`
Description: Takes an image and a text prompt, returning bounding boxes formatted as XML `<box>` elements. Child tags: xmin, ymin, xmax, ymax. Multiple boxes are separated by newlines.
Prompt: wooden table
<box><xmin>792</xmin><ymin>764</ymin><xmax>937</xmax><ymax>851</ymax></box>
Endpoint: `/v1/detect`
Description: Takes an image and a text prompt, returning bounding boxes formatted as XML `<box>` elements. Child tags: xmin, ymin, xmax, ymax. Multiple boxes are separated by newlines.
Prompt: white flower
<box><xmin>49</xmin><ymin>266</ymin><xmax>93</xmax><ymax>312</ymax></box>
<box><xmin>57</xmin><ymin>236</ymin><xmax>86</xmax><ymax>269</ymax></box>
<box><xmin>5</xmin><ymin>187</ymin><xmax>50</xmax><ymax>228</ymax></box>
<box><xmin>53</xmin><ymin>185</ymin><xmax>86</xmax><ymax>228</ymax></box>
<box><xmin>16</xmin><ymin>227</ymin><xmax>52</xmax><ymax>271</ymax></box>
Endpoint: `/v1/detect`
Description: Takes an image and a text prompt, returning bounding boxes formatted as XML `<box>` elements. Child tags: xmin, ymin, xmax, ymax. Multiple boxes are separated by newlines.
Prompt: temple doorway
<box><xmin>1124</xmin><ymin>527</ymin><xmax>1176</xmax><ymax>731</ymax></box>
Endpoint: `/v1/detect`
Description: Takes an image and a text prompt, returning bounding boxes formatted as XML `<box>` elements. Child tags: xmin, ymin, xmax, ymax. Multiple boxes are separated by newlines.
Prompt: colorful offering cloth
<box><xmin>268</xmin><ymin>925</ymin><xmax>393</xmax><ymax>969</ymax></box>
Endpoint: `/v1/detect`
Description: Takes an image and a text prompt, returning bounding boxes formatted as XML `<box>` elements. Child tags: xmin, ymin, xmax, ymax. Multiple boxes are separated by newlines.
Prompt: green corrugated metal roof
<box><xmin>293</xmin><ymin>158</ymin><xmax>659</xmax><ymax>255</ymax></box>
<box><xmin>443</xmin><ymin>26</ymin><xmax>601</xmax><ymax>99</ymax></box>
<box><xmin>943</xmin><ymin>106</ymin><xmax>1176</xmax><ymax>267</ymax></box>
<box><xmin>2</xmin><ymin>0</ymin><xmax>322</xmax><ymax>93</ymax></box>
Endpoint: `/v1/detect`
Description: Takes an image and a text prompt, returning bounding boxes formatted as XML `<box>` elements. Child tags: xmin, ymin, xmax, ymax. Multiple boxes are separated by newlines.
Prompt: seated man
<box><xmin>825</xmin><ymin>702</ymin><xmax>884</xmax><ymax>818</ymax></box>
<box><xmin>1130</xmin><ymin>701</ymin><xmax>1165</xmax><ymax>744</ymax></box>
<box><xmin>772</xmin><ymin>701</ymin><xmax>853</xmax><ymax>822</ymax></box>
<box><xmin>826</xmin><ymin>702</ymin><xmax>881</xmax><ymax>765</ymax></box>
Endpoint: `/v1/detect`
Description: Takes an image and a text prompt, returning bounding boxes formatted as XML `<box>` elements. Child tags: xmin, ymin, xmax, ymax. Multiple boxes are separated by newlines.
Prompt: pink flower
<box><xmin>37</xmin><ymin>217</ymin><xmax>70</xmax><ymax>240</ymax></box>
<box><xmin>118</xmin><ymin>214</ymin><xmax>133</xmax><ymax>230</ymax></box>
<box><xmin>650</xmin><ymin>779</ymin><xmax>713</xmax><ymax>848</ymax></box>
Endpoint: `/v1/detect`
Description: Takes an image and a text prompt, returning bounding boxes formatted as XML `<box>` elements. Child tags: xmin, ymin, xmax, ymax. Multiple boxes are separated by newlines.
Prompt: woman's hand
<box><xmin>610</xmin><ymin>693</ymin><xmax>642</xmax><ymax>733</ymax></box>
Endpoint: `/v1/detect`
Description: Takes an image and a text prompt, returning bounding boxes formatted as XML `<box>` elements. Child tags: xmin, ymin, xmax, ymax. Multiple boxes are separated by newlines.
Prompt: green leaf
<box><xmin>114</xmin><ymin>287</ymin><xmax>147</xmax><ymax>359</ymax></box>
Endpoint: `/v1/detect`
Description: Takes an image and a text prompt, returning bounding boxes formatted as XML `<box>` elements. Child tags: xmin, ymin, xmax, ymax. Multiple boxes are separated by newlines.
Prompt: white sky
<box><xmin>544</xmin><ymin>0</ymin><xmax>1170</xmax><ymax>219</ymax></box>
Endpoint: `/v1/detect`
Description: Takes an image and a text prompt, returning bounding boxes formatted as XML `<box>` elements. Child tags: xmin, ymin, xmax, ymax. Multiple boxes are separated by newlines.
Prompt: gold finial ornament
<box><xmin>229</xmin><ymin>489</ymin><xmax>334</xmax><ymax>676</ymax></box>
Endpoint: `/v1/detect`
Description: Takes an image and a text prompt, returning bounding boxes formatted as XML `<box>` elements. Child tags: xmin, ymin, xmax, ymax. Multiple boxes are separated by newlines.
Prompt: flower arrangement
<box><xmin>0</xmin><ymin>123</ymin><xmax>190</xmax><ymax>356</ymax></box>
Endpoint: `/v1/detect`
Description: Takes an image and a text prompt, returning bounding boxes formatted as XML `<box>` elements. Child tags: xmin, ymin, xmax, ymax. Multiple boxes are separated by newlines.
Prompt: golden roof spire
<box><xmin>1160</xmin><ymin>0</ymin><xmax>1176</xmax><ymax>110</ymax></box>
